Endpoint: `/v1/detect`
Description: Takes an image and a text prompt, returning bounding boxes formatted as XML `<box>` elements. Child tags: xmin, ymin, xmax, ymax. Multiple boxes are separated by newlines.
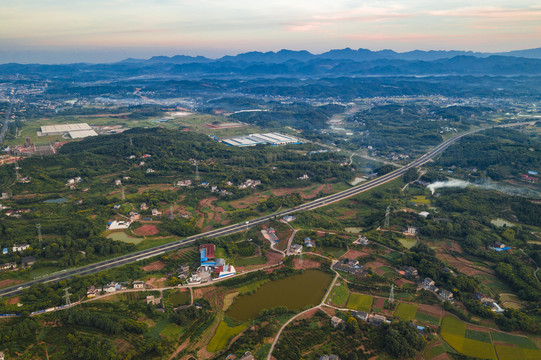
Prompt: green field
<box><xmin>394</xmin><ymin>303</ymin><xmax>418</xmax><ymax>321</ymax></box>
<box><xmin>235</xmin><ymin>256</ymin><xmax>267</xmax><ymax>266</ymax></box>
<box><xmin>207</xmin><ymin>321</ymin><xmax>247</xmax><ymax>352</ymax></box>
<box><xmin>411</xmin><ymin>195</ymin><xmax>430</xmax><ymax>205</ymax></box>
<box><xmin>424</xmin><ymin>345</ymin><xmax>446</xmax><ymax>359</ymax></box>
<box><xmin>415</xmin><ymin>311</ymin><xmax>440</xmax><ymax>326</ymax></box>
<box><xmin>330</xmin><ymin>283</ymin><xmax>348</xmax><ymax>307</ymax></box>
<box><xmin>168</xmin><ymin>290</ymin><xmax>190</xmax><ymax>307</ymax></box>
<box><xmin>160</xmin><ymin>322</ymin><xmax>182</xmax><ymax>338</ymax></box>
<box><xmin>462</xmin><ymin>339</ymin><xmax>497</xmax><ymax>360</ymax></box>
<box><xmin>346</xmin><ymin>293</ymin><xmax>373</xmax><ymax>312</ymax></box>
<box><xmin>491</xmin><ymin>332</ymin><xmax>539</xmax><ymax>349</ymax></box>
<box><xmin>495</xmin><ymin>345</ymin><xmax>541</xmax><ymax>360</ymax></box>
<box><xmin>465</xmin><ymin>329</ymin><xmax>491</xmax><ymax>343</ymax></box>
<box><xmin>398</xmin><ymin>238</ymin><xmax>417</xmax><ymax>249</ymax></box>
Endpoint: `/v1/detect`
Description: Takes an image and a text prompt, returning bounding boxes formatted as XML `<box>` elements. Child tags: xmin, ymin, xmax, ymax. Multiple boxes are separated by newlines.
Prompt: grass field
<box><xmin>147</xmin><ymin>318</ymin><xmax>173</xmax><ymax>338</ymax></box>
<box><xmin>491</xmin><ymin>332</ymin><xmax>539</xmax><ymax>349</ymax></box>
<box><xmin>160</xmin><ymin>322</ymin><xmax>182</xmax><ymax>338</ymax></box>
<box><xmin>207</xmin><ymin>321</ymin><xmax>247</xmax><ymax>352</ymax></box>
<box><xmin>465</xmin><ymin>329</ymin><xmax>491</xmax><ymax>343</ymax></box>
<box><xmin>462</xmin><ymin>339</ymin><xmax>496</xmax><ymax>360</ymax></box>
<box><xmin>235</xmin><ymin>256</ymin><xmax>267</xmax><ymax>266</ymax></box>
<box><xmin>394</xmin><ymin>303</ymin><xmax>418</xmax><ymax>321</ymax></box>
<box><xmin>411</xmin><ymin>195</ymin><xmax>430</xmax><ymax>205</ymax></box>
<box><xmin>346</xmin><ymin>293</ymin><xmax>373</xmax><ymax>312</ymax></box>
<box><xmin>415</xmin><ymin>312</ymin><xmax>440</xmax><ymax>326</ymax></box>
<box><xmin>424</xmin><ymin>345</ymin><xmax>446</xmax><ymax>359</ymax></box>
<box><xmin>398</xmin><ymin>238</ymin><xmax>417</xmax><ymax>249</ymax></box>
<box><xmin>330</xmin><ymin>283</ymin><xmax>348</xmax><ymax>307</ymax></box>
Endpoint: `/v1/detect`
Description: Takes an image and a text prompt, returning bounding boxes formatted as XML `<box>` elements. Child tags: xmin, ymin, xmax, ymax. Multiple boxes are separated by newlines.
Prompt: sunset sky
<box><xmin>1</xmin><ymin>0</ymin><xmax>540</xmax><ymax>63</ymax></box>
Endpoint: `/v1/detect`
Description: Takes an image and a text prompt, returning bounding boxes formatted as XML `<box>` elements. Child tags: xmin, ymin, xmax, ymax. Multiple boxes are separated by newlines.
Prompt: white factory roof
<box><xmin>221</xmin><ymin>133</ymin><xmax>300</xmax><ymax>147</ymax></box>
<box><xmin>41</xmin><ymin>123</ymin><xmax>92</xmax><ymax>134</ymax></box>
<box><xmin>69</xmin><ymin>130</ymin><xmax>98</xmax><ymax>139</ymax></box>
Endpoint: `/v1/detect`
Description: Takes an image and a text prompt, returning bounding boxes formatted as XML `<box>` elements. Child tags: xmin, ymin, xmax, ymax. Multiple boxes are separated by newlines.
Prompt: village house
<box><xmin>334</xmin><ymin>258</ymin><xmax>368</xmax><ymax>277</ymax></box>
<box><xmin>114</xmin><ymin>179</ymin><xmax>122</xmax><ymax>186</ymax></box>
<box><xmin>368</xmin><ymin>314</ymin><xmax>387</xmax><ymax>326</ymax></box>
<box><xmin>133</xmin><ymin>281</ymin><xmax>145</xmax><ymax>289</ymax></box>
<box><xmin>21</xmin><ymin>256</ymin><xmax>36</xmax><ymax>267</ymax></box>
<box><xmin>102</xmin><ymin>282</ymin><xmax>125</xmax><ymax>293</ymax></box>
<box><xmin>146</xmin><ymin>295</ymin><xmax>161</xmax><ymax>305</ymax></box>
<box><xmin>304</xmin><ymin>237</ymin><xmax>314</xmax><ymax>248</ymax></box>
<box><xmin>151</xmin><ymin>208</ymin><xmax>162</xmax><ymax>217</ymax></box>
<box><xmin>140</xmin><ymin>202</ymin><xmax>148</xmax><ymax>210</ymax></box>
<box><xmin>330</xmin><ymin>316</ymin><xmax>343</xmax><ymax>328</ymax></box>
<box><xmin>439</xmin><ymin>289</ymin><xmax>454</xmax><ymax>301</ymax></box>
<box><xmin>420</xmin><ymin>277</ymin><xmax>438</xmax><ymax>292</ymax></box>
<box><xmin>405</xmin><ymin>226</ymin><xmax>418</xmax><ymax>235</ymax></box>
<box><xmin>319</xmin><ymin>355</ymin><xmax>340</xmax><ymax>360</ymax></box>
<box><xmin>290</xmin><ymin>244</ymin><xmax>303</xmax><ymax>254</ymax></box>
<box><xmin>353</xmin><ymin>235</ymin><xmax>369</xmax><ymax>246</ymax></box>
<box><xmin>177</xmin><ymin>264</ymin><xmax>190</xmax><ymax>279</ymax></box>
<box><xmin>239</xmin><ymin>351</ymin><xmax>256</xmax><ymax>360</ymax></box>
<box><xmin>352</xmin><ymin>310</ymin><xmax>369</xmax><ymax>322</ymax></box>
<box><xmin>12</xmin><ymin>244</ymin><xmax>30</xmax><ymax>253</ymax></box>
<box><xmin>86</xmin><ymin>285</ymin><xmax>100</xmax><ymax>298</ymax></box>
<box><xmin>0</xmin><ymin>262</ymin><xmax>17</xmax><ymax>271</ymax></box>
<box><xmin>401</xmin><ymin>266</ymin><xmax>419</xmax><ymax>277</ymax></box>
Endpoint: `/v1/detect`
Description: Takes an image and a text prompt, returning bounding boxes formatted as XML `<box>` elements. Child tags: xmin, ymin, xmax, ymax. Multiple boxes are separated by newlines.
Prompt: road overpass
<box><xmin>0</xmin><ymin>120</ymin><xmax>536</xmax><ymax>298</ymax></box>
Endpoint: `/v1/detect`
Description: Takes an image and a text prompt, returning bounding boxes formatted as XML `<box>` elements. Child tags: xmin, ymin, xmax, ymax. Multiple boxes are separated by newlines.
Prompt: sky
<box><xmin>1</xmin><ymin>0</ymin><xmax>540</xmax><ymax>64</ymax></box>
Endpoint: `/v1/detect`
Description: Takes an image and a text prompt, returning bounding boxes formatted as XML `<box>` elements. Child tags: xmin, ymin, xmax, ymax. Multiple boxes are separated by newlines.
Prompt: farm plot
<box><xmin>441</xmin><ymin>316</ymin><xmax>497</xmax><ymax>360</ymax></box>
<box><xmin>415</xmin><ymin>311</ymin><xmax>440</xmax><ymax>326</ymax></box>
<box><xmin>394</xmin><ymin>302</ymin><xmax>418</xmax><ymax>321</ymax></box>
<box><xmin>345</xmin><ymin>293</ymin><xmax>373</xmax><ymax>312</ymax></box>
<box><xmin>495</xmin><ymin>345</ymin><xmax>541</xmax><ymax>360</ymax></box>
<box><xmin>207</xmin><ymin>321</ymin><xmax>247</xmax><ymax>352</ymax></box>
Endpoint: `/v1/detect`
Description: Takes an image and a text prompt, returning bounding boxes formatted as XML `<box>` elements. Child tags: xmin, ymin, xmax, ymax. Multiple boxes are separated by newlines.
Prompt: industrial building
<box><xmin>220</xmin><ymin>133</ymin><xmax>301</xmax><ymax>147</ymax></box>
<box><xmin>39</xmin><ymin>123</ymin><xmax>98</xmax><ymax>139</ymax></box>
<box><xmin>40</xmin><ymin>123</ymin><xmax>93</xmax><ymax>136</ymax></box>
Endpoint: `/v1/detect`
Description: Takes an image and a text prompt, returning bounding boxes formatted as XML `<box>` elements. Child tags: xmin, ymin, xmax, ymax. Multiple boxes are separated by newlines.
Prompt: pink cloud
<box><xmin>286</xmin><ymin>22</ymin><xmax>332</xmax><ymax>32</ymax></box>
<box><xmin>428</xmin><ymin>6</ymin><xmax>541</xmax><ymax>21</ymax></box>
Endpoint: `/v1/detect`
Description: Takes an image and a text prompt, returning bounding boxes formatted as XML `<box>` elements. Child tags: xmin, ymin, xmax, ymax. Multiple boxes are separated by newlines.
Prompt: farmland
<box><xmin>346</xmin><ymin>292</ymin><xmax>373</xmax><ymax>312</ymax></box>
<box><xmin>440</xmin><ymin>316</ymin><xmax>541</xmax><ymax>360</ymax></box>
<box><xmin>394</xmin><ymin>302</ymin><xmax>418</xmax><ymax>321</ymax></box>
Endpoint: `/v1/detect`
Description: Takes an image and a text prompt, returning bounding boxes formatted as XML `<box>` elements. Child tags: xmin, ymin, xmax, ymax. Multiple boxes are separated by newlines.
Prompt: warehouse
<box><xmin>39</xmin><ymin>123</ymin><xmax>93</xmax><ymax>136</ymax></box>
<box><xmin>68</xmin><ymin>129</ymin><xmax>98</xmax><ymax>139</ymax></box>
<box><xmin>221</xmin><ymin>133</ymin><xmax>300</xmax><ymax>147</ymax></box>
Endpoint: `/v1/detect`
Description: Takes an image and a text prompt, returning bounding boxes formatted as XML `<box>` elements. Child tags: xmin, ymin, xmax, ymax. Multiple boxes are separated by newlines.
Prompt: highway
<box><xmin>0</xmin><ymin>120</ymin><xmax>536</xmax><ymax>298</ymax></box>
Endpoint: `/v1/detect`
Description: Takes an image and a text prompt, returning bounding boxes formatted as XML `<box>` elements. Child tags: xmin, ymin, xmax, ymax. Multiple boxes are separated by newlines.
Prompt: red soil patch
<box><xmin>6</xmin><ymin>296</ymin><xmax>20</xmax><ymax>305</ymax></box>
<box><xmin>365</xmin><ymin>261</ymin><xmax>386</xmax><ymax>269</ymax></box>
<box><xmin>432</xmin><ymin>353</ymin><xmax>451</xmax><ymax>360</ymax></box>
<box><xmin>133</xmin><ymin>224</ymin><xmax>159</xmax><ymax>236</ymax></box>
<box><xmin>0</xmin><ymin>279</ymin><xmax>23</xmax><ymax>289</ymax></box>
<box><xmin>142</xmin><ymin>261</ymin><xmax>165</xmax><ymax>272</ymax></box>
<box><xmin>145</xmin><ymin>277</ymin><xmax>167</xmax><ymax>288</ymax></box>
<box><xmin>374</xmin><ymin>297</ymin><xmax>385</xmax><ymax>309</ymax></box>
<box><xmin>293</xmin><ymin>258</ymin><xmax>321</xmax><ymax>270</ymax></box>
<box><xmin>229</xmin><ymin>193</ymin><xmax>267</xmax><ymax>209</ymax></box>
<box><xmin>418</xmin><ymin>304</ymin><xmax>444</xmax><ymax>318</ymax></box>
<box><xmin>341</xmin><ymin>249</ymin><xmax>370</xmax><ymax>259</ymax></box>
<box><xmin>438</xmin><ymin>253</ymin><xmax>493</xmax><ymax>277</ymax></box>
<box><xmin>394</xmin><ymin>278</ymin><xmax>414</xmax><ymax>288</ymax></box>
<box><xmin>374</xmin><ymin>268</ymin><xmax>386</xmax><ymax>276</ymax></box>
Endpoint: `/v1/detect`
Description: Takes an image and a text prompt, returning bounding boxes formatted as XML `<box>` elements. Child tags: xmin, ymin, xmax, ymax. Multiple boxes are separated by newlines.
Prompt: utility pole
<box><xmin>384</xmin><ymin>205</ymin><xmax>391</xmax><ymax>228</ymax></box>
<box><xmin>36</xmin><ymin>224</ymin><xmax>43</xmax><ymax>248</ymax></box>
<box><xmin>388</xmin><ymin>284</ymin><xmax>395</xmax><ymax>304</ymax></box>
<box><xmin>63</xmin><ymin>288</ymin><xmax>72</xmax><ymax>306</ymax></box>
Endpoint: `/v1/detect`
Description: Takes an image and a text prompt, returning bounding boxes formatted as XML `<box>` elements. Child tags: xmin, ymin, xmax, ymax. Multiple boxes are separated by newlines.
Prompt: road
<box><xmin>0</xmin><ymin>120</ymin><xmax>536</xmax><ymax>298</ymax></box>
<box><xmin>0</xmin><ymin>100</ymin><xmax>13</xmax><ymax>145</ymax></box>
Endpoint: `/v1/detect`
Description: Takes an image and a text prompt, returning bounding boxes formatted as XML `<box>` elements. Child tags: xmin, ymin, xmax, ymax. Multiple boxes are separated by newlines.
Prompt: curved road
<box><xmin>0</xmin><ymin>120</ymin><xmax>535</xmax><ymax>298</ymax></box>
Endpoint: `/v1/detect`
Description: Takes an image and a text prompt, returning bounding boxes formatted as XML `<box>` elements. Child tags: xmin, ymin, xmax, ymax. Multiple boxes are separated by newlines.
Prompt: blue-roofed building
<box><xmin>2</xmin><ymin>248</ymin><xmax>7</xmax><ymax>255</ymax></box>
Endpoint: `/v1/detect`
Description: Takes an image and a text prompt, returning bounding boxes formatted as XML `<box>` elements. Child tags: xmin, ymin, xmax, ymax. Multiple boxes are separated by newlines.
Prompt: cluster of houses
<box><xmin>86</xmin><ymin>280</ymin><xmax>148</xmax><ymax>298</ymax></box>
<box><xmin>66</xmin><ymin>176</ymin><xmax>82</xmax><ymax>189</ymax></box>
<box><xmin>418</xmin><ymin>277</ymin><xmax>454</xmax><ymax>302</ymax></box>
<box><xmin>261</xmin><ymin>228</ymin><xmax>279</xmax><ymax>244</ymax></box>
<box><xmin>188</xmin><ymin>244</ymin><xmax>236</xmax><ymax>284</ymax></box>
<box><xmin>333</xmin><ymin>258</ymin><xmax>368</xmax><ymax>277</ymax></box>
<box><xmin>238</xmin><ymin>179</ymin><xmax>261</xmax><ymax>189</ymax></box>
<box><xmin>331</xmin><ymin>311</ymin><xmax>391</xmax><ymax>329</ymax></box>
<box><xmin>475</xmin><ymin>292</ymin><xmax>504</xmax><ymax>313</ymax></box>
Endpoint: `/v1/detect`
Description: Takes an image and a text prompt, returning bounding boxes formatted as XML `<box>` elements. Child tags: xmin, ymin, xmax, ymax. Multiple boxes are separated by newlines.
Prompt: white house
<box><xmin>12</xmin><ymin>244</ymin><xmax>30</xmax><ymax>252</ymax></box>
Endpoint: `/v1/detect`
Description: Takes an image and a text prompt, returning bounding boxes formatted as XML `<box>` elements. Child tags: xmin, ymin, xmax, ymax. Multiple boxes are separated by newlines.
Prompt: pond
<box><xmin>107</xmin><ymin>231</ymin><xmax>143</xmax><ymax>244</ymax></box>
<box><xmin>43</xmin><ymin>198</ymin><xmax>68</xmax><ymax>204</ymax></box>
<box><xmin>226</xmin><ymin>269</ymin><xmax>332</xmax><ymax>322</ymax></box>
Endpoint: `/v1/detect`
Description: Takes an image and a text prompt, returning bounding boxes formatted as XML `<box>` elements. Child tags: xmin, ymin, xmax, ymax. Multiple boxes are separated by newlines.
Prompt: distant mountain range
<box><xmin>122</xmin><ymin>47</ymin><xmax>541</xmax><ymax>64</ymax></box>
<box><xmin>3</xmin><ymin>47</ymin><xmax>541</xmax><ymax>79</ymax></box>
